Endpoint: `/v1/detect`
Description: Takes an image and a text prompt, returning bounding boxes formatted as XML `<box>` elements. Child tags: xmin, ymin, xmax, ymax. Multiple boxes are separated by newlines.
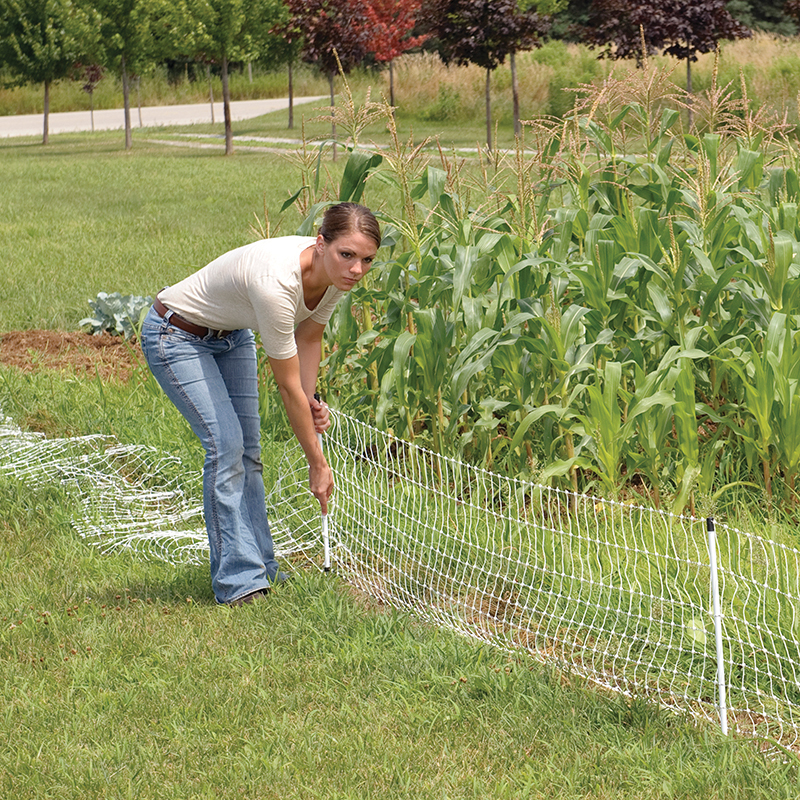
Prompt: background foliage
<box><xmin>3</xmin><ymin>0</ymin><xmax>800</xmax><ymax>148</ymax></box>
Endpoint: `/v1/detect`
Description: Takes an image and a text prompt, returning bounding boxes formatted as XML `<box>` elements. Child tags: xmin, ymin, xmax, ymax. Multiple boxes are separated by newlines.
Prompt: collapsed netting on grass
<box><xmin>0</xmin><ymin>412</ymin><xmax>319</xmax><ymax>565</ymax></box>
<box><xmin>3</xmin><ymin>409</ymin><xmax>800</xmax><ymax>749</ymax></box>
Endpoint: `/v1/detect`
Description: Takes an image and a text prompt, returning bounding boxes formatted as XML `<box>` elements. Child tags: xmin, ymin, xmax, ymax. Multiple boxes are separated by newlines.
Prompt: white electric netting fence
<box><xmin>2</xmin><ymin>408</ymin><xmax>800</xmax><ymax>750</ymax></box>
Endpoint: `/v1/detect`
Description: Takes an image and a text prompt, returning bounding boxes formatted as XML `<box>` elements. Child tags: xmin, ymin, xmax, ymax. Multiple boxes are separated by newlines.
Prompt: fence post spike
<box><xmin>707</xmin><ymin>516</ymin><xmax>728</xmax><ymax>735</ymax></box>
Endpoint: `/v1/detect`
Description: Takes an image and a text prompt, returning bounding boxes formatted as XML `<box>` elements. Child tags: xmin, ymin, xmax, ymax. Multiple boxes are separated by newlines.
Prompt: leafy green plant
<box><xmin>79</xmin><ymin>291</ymin><xmax>153</xmax><ymax>340</ymax></box>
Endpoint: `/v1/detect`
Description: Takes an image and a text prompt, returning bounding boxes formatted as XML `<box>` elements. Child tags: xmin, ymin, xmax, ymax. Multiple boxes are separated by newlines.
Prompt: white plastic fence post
<box><xmin>317</xmin><ymin>430</ymin><xmax>331</xmax><ymax>573</ymax></box>
<box><xmin>707</xmin><ymin>516</ymin><xmax>728</xmax><ymax>735</ymax></box>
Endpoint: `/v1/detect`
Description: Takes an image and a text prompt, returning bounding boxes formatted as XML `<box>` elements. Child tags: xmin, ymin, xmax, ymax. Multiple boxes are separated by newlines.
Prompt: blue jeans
<box><xmin>140</xmin><ymin>305</ymin><xmax>280</xmax><ymax>604</ymax></box>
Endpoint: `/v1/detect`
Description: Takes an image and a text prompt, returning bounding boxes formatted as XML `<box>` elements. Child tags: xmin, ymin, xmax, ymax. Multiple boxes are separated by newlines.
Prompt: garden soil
<box><xmin>0</xmin><ymin>330</ymin><xmax>142</xmax><ymax>382</ymax></box>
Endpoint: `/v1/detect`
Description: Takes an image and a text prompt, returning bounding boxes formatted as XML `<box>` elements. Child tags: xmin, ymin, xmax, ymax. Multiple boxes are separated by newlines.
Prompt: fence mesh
<box><xmin>2</xmin><ymin>408</ymin><xmax>800</xmax><ymax>749</ymax></box>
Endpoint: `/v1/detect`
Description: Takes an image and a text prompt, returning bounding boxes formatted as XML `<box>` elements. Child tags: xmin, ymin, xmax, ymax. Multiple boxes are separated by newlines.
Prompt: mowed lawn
<box><xmin>1</xmin><ymin>126</ymin><xmax>799</xmax><ymax>799</ymax></box>
<box><xmin>0</xmin><ymin>132</ymin><xmax>329</xmax><ymax>331</ymax></box>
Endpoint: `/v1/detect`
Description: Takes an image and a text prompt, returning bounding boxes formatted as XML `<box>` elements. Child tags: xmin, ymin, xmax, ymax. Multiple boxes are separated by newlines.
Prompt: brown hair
<box><xmin>318</xmin><ymin>202</ymin><xmax>381</xmax><ymax>249</ymax></box>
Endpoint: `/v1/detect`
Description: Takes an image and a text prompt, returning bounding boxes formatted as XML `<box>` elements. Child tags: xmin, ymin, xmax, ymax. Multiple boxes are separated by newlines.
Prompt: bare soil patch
<box><xmin>0</xmin><ymin>330</ymin><xmax>143</xmax><ymax>382</ymax></box>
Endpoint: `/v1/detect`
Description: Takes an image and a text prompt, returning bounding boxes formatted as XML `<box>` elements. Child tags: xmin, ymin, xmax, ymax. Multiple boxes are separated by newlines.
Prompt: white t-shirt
<box><xmin>158</xmin><ymin>236</ymin><xmax>343</xmax><ymax>360</ymax></box>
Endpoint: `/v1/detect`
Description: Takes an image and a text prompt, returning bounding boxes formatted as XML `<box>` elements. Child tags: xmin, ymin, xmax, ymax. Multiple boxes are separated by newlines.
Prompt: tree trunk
<box><xmin>247</xmin><ymin>61</ymin><xmax>253</xmax><ymax>83</ymax></box>
<box><xmin>42</xmin><ymin>81</ymin><xmax>50</xmax><ymax>145</ymax></box>
<box><xmin>288</xmin><ymin>61</ymin><xmax>294</xmax><ymax>129</ymax></box>
<box><xmin>122</xmin><ymin>54</ymin><xmax>132</xmax><ymax>150</ymax></box>
<box><xmin>485</xmin><ymin>68</ymin><xmax>492</xmax><ymax>152</ymax></box>
<box><xmin>222</xmin><ymin>55</ymin><xmax>233</xmax><ymax>155</ymax></box>
<box><xmin>329</xmin><ymin>72</ymin><xmax>337</xmax><ymax>162</ymax></box>
<box><xmin>511</xmin><ymin>51</ymin><xmax>520</xmax><ymax>137</ymax></box>
<box><xmin>207</xmin><ymin>64</ymin><xmax>215</xmax><ymax>124</ymax></box>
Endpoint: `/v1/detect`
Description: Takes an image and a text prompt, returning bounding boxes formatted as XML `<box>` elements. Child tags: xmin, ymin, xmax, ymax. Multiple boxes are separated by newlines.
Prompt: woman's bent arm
<box><xmin>294</xmin><ymin>318</ymin><xmax>330</xmax><ymax>432</ymax></box>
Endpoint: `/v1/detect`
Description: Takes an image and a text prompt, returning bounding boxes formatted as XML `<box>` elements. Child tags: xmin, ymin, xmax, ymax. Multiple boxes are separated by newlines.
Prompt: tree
<box><xmin>582</xmin><ymin>0</ymin><xmax>751</xmax><ymax>100</ymax></box>
<box><xmin>267</xmin><ymin>14</ymin><xmax>304</xmax><ymax>129</ymax></box>
<box><xmin>93</xmin><ymin>0</ymin><xmax>164</xmax><ymax>150</ymax></box>
<box><xmin>75</xmin><ymin>63</ymin><xmax>105</xmax><ymax>131</ymax></box>
<box><xmin>286</xmin><ymin>0</ymin><xmax>371</xmax><ymax>155</ymax></box>
<box><xmin>727</xmin><ymin>0</ymin><xmax>796</xmax><ymax>35</ymax></box>
<box><xmin>785</xmin><ymin>0</ymin><xmax>800</xmax><ymax>32</ymax></box>
<box><xmin>657</xmin><ymin>0</ymin><xmax>751</xmax><ymax>95</ymax></box>
<box><xmin>0</xmin><ymin>0</ymin><xmax>97</xmax><ymax>144</ymax></box>
<box><xmin>548</xmin><ymin>0</ymin><xmax>593</xmax><ymax>40</ymax></box>
<box><xmin>174</xmin><ymin>0</ymin><xmax>286</xmax><ymax>155</ymax></box>
<box><xmin>363</xmin><ymin>0</ymin><xmax>429</xmax><ymax>110</ymax></box>
<box><xmin>422</xmin><ymin>0</ymin><xmax>545</xmax><ymax>149</ymax></box>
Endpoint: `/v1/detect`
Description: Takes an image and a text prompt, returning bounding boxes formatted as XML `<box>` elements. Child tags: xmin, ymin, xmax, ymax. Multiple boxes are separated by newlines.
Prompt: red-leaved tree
<box><xmin>74</xmin><ymin>63</ymin><xmax>105</xmax><ymax>132</ymax></box>
<box><xmin>364</xmin><ymin>0</ymin><xmax>429</xmax><ymax>109</ymax></box>
<box><xmin>583</xmin><ymin>0</ymin><xmax>750</xmax><ymax>97</ymax></box>
<box><xmin>422</xmin><ymin>0</ymin><xmax>546</xmax><ymax>150</ymax></box>
<box><xmin>286</xmin><ymin>0</ymin><xmax>371</xmax><ymax>155</ymax></box>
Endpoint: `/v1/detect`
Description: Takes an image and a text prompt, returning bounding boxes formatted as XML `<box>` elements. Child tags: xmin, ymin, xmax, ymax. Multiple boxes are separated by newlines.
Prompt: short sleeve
<box><xmin>251</xmin><ymin>273</ymin><xmax>302</xmax><ymax>360</ymax></box>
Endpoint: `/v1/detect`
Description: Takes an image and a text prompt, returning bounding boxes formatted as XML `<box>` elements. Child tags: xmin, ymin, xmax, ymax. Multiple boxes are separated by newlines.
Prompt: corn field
<box><xmin>283</xmin><ymin>62</ymin><xmax>800</xmax><ymax>523</ymax></box>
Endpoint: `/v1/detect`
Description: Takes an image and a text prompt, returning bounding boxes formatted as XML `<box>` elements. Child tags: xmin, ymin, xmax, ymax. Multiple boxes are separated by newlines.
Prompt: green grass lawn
<box><xmin>0</xmin><ymin>132</ymin><xmax>321</xmax><ymax>331</ymax></box>
<box><xmin>0</xmin><ymin>110</ymin><xmax>506</xmax><ymax>332</ymax></box>
<box><xmin>2</xmin><ymin>468</ymin><xmax>799</xmax><ymax>800</ymax></box>
<box><xmin>2</xmin><ymin>116</ymin><xmax>800</xmax><ymax>799</ymax></box>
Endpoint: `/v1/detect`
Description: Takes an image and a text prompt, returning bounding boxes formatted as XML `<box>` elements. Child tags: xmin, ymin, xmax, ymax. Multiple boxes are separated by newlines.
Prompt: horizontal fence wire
<box><xmin>2</xmin><ymin>408</ymin><xmax>800</xmax><ymax>749</ymax></box>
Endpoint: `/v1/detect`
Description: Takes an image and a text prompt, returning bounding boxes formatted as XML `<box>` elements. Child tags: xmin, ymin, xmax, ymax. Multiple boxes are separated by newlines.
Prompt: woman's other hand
<box><xmin>310</xmin><ymin>394</ymin><xmax>331</xmax><ymax>433</ymax></box>
<box><xmin>309</xmin><ymin>460</ymin><xmax>334</xmax><ymax>513</ymax></box>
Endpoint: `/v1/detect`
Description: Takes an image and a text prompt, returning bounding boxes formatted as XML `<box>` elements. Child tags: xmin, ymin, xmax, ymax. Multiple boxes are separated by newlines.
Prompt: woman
<box><xmin>140</xmin><ymin>202</ymin><xmax>381</xmax><ymax>606</ymax></box>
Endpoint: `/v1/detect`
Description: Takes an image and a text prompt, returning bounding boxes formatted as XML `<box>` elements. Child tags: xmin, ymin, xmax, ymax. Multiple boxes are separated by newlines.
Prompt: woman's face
<box><xmin>317</xmin><ymin>230</ymin><xmax>377</xmax><ymax>291</ymax></box>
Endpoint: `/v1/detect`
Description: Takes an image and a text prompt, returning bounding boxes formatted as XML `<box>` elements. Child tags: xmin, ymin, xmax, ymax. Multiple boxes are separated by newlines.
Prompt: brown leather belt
<box><xmin>153</xmin><ymin>296</ymin><xmax>233</xmax><ymax>339</ymax></box>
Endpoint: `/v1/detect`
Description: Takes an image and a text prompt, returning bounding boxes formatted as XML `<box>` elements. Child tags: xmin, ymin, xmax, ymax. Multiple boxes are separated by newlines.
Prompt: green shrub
<box><xmin>420</xmin><ymin>85</ymin><xmax>464</xmax><ymax>122</ymax></box>
<box><xmin>547</xmin><ymin>52</ymin><xmax>601</xmax><ymax>118</ymax></box>
<box><xmin>530</xmin><ymin>39</ymin><xmax>572</xmax><ymax>69</ymax></box>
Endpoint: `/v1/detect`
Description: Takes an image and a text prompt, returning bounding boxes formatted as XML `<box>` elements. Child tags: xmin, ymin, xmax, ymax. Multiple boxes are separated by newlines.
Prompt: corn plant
<box><xmin>279</xmin><ymin>59</ymin><xmax>800</xmax><ymax>515</ymax></box>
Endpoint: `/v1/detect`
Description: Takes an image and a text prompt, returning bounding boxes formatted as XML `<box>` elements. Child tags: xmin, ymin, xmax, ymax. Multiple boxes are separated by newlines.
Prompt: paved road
<box><xmin>0</xmin><ymin>96</ymin><xmax>326</xmax><ymax>138</ymax></box>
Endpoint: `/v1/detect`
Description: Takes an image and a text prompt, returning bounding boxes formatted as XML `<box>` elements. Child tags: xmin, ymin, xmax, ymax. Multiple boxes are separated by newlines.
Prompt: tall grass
<box><xmin>390</xmin><ymin>52</ymin><xmax>554</xmax><ymax>122</ymax></box>
<box><xmin>0</xmin><ymin>62</ymin><xmax>331</xmax><ymax>116</ymax></box>
<box><xmin>395</xmin><ymin>33</ymin><xmax>800</xmax><ymax>127</ymax></box>
<box><xmin>691</xmin><ymin>32</ymin><xmax>800</xmax><ymax>119</ymax></box>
